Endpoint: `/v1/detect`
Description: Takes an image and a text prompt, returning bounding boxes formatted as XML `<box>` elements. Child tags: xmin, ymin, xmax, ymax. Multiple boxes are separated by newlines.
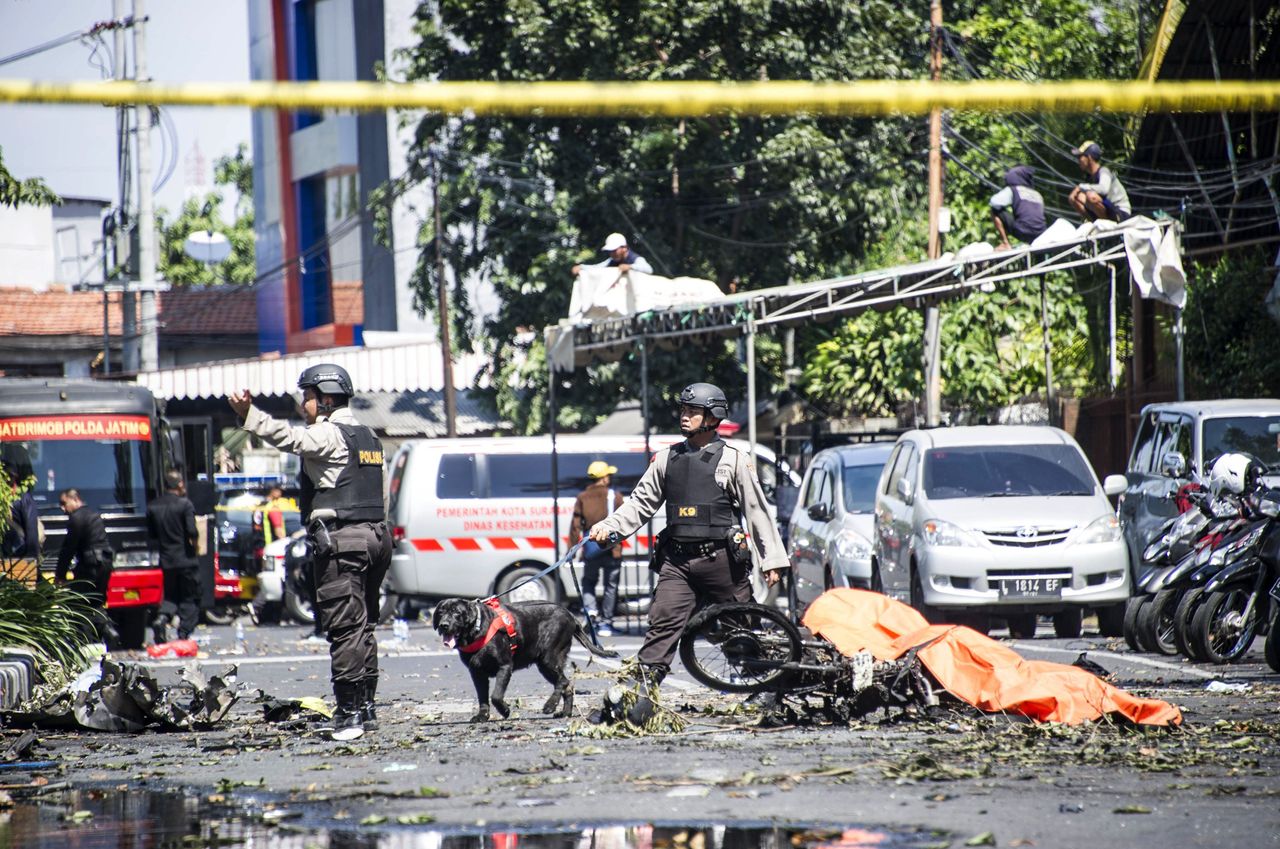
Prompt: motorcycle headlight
<box><xmin>1071</xmin><ymin>514</ymin><xmax>1123</xmax><ymax>545</ymax></box>
<box><xmin>833</xmin><ymin>531</ymin><xmax>872</xmax><ymax>562</ymax></box>
<box><xmin>289</xmin><ymin>540</ymin><xmax>309</xmax><ymax>558</ymax></box>
<box><xmin>922</xmin><ymin>519</ymin><xmax>980</xmax><ymax>547</ymax></box>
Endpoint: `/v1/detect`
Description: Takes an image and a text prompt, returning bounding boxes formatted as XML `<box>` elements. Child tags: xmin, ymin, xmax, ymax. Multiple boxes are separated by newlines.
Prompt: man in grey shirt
<box><xmin>1067</xmin><ymin>140</ymin><xmax>1131</xmax><ymax>222</ymax></box>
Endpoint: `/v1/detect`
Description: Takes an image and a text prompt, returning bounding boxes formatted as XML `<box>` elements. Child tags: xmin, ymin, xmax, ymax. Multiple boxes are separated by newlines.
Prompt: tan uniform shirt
<box><xmin>594</xmin><ymin>440</ymin><xmax>789</xmax><ymax>572</ymax></box>
<box><xmin>242</xmin><ymin>405</ymin><xmax>358</xmax><ymax>521</ymax></box>
<box><xmin>570</xmin><ymin>482</ymin><xmax>624</xmax><ymax>559</ymax></box>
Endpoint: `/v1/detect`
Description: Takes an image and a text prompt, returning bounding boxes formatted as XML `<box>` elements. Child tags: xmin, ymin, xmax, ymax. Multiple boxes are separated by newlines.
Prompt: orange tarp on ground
<box><xmin>801</xmin><ymin>589</ymin><xmax>1182</xmax><ymax>726</ymax></box>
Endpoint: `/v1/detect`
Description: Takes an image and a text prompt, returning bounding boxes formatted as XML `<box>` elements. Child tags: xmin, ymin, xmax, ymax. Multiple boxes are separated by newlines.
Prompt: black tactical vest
<box><xmin>664</xmin><ymin>440</ymin><xmax>739</xmax><ymax>539</ymax></box>
<box><xmin>304</xmin><ymin>423</ymin><xmax>386</xmax><ymax>522</ymax></box>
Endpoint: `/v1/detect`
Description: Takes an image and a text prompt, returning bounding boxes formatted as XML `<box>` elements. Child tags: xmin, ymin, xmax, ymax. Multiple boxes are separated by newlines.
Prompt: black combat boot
<box><xmin>359</xmin><ymin>679</ymin><xmax>378</xmax><ymax>732</ymax></box>
<box><xmin>329</xmin><ymin>682</ymin><xmax>365</xmax><ymax>741</ymax></box>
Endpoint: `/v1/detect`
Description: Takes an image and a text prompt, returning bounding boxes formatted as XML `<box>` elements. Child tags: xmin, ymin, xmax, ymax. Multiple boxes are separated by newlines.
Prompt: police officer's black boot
<box><xmin>329</xmin><ymin>682</ymin><xmax>365</xmax><ymax>741</ymax></box>
<box><xmin>359</xmin><ymin>679</ymin><xmax>378</xmax><ymax>732</ymax></box>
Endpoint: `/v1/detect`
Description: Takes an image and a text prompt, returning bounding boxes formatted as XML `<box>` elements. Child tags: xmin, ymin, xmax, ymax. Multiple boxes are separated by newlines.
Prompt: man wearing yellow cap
<box><xmin>569</xmin><ymin>460</ymin><xmax>625</xmax><ymax>636</ymax></box>
<box><xmin>1067</xmin><ymin>141</ymin><xmax>1131</xmax><ymax>223</ymax></box>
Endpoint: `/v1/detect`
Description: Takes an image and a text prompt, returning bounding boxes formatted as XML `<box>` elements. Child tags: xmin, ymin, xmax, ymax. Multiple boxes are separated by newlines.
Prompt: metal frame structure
<box><xmin>544</xmin><ymin>218</ymin><xmax>1179</xmax><ymax>557</ymax></box>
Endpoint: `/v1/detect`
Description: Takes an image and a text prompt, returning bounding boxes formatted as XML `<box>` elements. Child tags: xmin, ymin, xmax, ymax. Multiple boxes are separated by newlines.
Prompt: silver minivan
<box><xmin>787</xmin><ymin>442</ymin><xmax>896</xmax><ymax>606</ymax></box>
<box><xmin>872</xmin><ymin>426</ymin><xmax>1130</xmax><ymax>637</ymax></box>
<box><xmin>386</xmin><ymin>435</ymin><xmax>797</xmax><ymax>606</ymax></box>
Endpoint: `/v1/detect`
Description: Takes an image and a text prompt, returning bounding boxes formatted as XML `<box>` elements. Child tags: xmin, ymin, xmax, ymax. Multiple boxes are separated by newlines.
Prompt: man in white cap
<box><xmin>1067</xmin><ymin>140</ymin><xmax>1131</xmax><ymax>223</ymax></box>
<box><xmin>571</xmin><ymin>232</ymin><xmax>653</xmax><ymax>276</ymax></box>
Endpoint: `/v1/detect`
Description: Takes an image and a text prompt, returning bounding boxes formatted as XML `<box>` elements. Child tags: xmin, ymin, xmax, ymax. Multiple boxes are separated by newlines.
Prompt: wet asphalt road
<box><xmin>29</xmin><ymin>614</ymin><xmax>1280</xmax><ymax>848</ymax></box>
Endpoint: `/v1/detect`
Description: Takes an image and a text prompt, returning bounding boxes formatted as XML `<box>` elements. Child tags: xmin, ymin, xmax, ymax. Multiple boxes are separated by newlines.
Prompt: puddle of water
<box><xmin>0</xmin><ymin>786</ymin><xmax>947</xmax><ymax>849</ymax></box>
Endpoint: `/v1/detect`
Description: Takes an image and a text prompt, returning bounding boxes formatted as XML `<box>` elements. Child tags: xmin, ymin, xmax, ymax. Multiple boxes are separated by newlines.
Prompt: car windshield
<box><xmin>841</xmin><ymin>463</ymin><xmax>883</xmax><ymax>513</ymax></box>
<box><xmin>923</xmin><ymin>445</ymin><xmax>1096</xmax><ymax>499</ymax></box>
<box><xmin>1202</xmin><ymin>415</ymin><xmax>1280</xmax><ymax>470</ymax></box>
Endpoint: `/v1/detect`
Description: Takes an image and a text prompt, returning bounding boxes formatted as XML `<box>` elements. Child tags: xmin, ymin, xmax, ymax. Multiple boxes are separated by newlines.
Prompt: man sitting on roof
<box><xmin>989</xmin><ymin>165</ymin><xmax>1047</xmax><ymax>251</ymax></box>
<box><xmin>1067</xmin><ymin>141</ymin><xmax>1131</xmax><ymax>223</ymax></box>
<box><xmin>571</xmin><ymin>232</ymin><xmax>653</xmax><ymax>277</ymax></box>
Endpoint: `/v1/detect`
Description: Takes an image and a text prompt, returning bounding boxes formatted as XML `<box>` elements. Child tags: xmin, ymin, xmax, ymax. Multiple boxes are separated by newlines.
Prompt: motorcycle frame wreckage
<box><xmin>677</xmin><ymin>601</ymin><xmax>941</xmax><ymax>723</ymax></box>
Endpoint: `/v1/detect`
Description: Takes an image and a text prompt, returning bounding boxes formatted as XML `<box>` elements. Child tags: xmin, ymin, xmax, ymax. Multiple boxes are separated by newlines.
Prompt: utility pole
<box><xmin>134</xmin><ymin>0</ymin><xmax>159</xmax><ymax>372</ymax></box>
<box><xmin>432</xmin><ymin>154</ymin><xmax>458</xmax><ymax>437</ymax></box>
<box><xmin>922</xmin><ymin>0</ymin><xmax>945</xmax><ymax>427</ymax></box>
<box><xmin>114</xmin><ymin>0</ymin><xmax>137</xmax><ymax>373</ymax></box>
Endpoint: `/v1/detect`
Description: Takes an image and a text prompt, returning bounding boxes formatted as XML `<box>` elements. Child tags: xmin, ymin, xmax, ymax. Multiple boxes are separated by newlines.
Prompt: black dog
<box><xmin>432</xmin><ymin>597</ymin><xmax>619</xmax><ymax>722</ymax></box>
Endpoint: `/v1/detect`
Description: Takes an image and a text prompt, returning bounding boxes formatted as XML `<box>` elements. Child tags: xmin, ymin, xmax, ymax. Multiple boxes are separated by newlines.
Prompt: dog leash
<box><xmin>486</xmin><ymin>533</ymin><xmax>622</xmax><ymax>650</ymax></box>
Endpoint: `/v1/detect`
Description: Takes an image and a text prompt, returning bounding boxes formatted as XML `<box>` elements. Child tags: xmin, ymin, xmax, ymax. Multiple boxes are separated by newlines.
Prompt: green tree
<box><xmin>158</xmin><ymin>143</ymin><xmax>255</xmax><ymax>286</ymax></box>
<box><xmin>390</xmin><ymin>0</ymin><xmax>927</xmax><ymax>432</ymax></box>
<box><xmin>0</xmin><ymin>145</ymin><xmax>60</xmax><ymax>208</ymax></box>
<box><xmin>1183</xmin><ymin>249</ymin><xmax>1280</xmax><ymax>397</ymax></box>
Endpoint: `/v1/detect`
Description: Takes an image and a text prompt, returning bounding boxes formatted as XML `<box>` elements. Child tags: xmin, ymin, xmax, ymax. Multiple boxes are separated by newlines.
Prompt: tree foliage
<box><xmin>1183</xmin><ymin>249</ymin><xmax>1280</xmax><ymax>398</ymax></box>
<box><xmin>0</xmin><ymin>145</ymin><xmax>60</xmax><ymax>209</ymax></box>
<box><xmin>157</xmin><ymin>143</ymin><xmax>255</xmax><ymax>286</ymax></box>
<box><xmin>392</xmin><ymin>0</ymin><xmax>1152</xmax><ymax>432</ymax></box>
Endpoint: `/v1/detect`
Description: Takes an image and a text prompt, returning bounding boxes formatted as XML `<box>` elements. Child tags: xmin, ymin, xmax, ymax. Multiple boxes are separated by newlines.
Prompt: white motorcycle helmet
<box><xmin>1208</xmin><ymin>452</ymin><xmax>1261</xmax><ymax>496</ymax></box>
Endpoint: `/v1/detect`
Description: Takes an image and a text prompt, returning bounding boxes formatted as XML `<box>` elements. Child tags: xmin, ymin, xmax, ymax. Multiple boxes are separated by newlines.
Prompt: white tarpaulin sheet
<box><xmin>568</xmin><ymin>266</ymin><xmax>724</xmax><ymax>322</ymax></box>
<box><xmin>1122</xmin><ymin>216</ymin><xmax>1187</xmax><ymax>308</ymax></box>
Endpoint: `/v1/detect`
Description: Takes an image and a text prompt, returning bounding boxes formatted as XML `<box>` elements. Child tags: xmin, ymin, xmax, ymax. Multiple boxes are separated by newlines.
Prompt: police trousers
<box><xmin>638</xmin><ymin>545</ymin><xmax>752</xmax><ymax>672</ymax></box>
<box><xmin>313</xmin><ymin>521</ymin><xmax>392</xmax><ymax>688</ymax></box>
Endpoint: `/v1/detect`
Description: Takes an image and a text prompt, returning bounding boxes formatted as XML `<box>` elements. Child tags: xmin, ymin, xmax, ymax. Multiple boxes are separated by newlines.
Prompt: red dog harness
<box><xmin>459</xmin><ymin>598</ymin><xmax>519</xmax><ymax>654</ymax></box>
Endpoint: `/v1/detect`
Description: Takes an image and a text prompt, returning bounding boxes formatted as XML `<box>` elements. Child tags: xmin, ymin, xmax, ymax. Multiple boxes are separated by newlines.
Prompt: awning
<box><xmin>134</xmin><ymin>341</ymin><xmax>488</xmax><ymax>401</ymax></box>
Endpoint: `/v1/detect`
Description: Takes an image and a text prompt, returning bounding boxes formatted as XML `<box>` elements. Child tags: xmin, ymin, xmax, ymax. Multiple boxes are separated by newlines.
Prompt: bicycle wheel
<box><xmin>678</xmin><ymin>602</ymin><xmax>803</xmax><ymax>693</ymax></box>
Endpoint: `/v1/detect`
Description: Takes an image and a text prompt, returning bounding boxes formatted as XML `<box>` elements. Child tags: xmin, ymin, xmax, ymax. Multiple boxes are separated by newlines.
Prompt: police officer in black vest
<box><xmin>230</xmin><ymin>364</ymin><xmax>392</xmax><ymax>741</ymax></box>
<box><xmin>589</xmin><ymin>383</ymin><xmax>789</xmax><ymax>687</ymax></box>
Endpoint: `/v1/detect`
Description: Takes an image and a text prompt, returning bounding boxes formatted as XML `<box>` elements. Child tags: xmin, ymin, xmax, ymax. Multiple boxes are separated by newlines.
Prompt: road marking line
<box><xmin>1010</xmin><ymin>642</ymin><xmax>1220</xmax><ymax>680</ymax></box>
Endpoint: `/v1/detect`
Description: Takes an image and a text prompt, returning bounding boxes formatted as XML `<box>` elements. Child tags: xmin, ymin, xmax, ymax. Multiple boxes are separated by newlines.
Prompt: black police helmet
<box><xmin>298</xmin><ymin>363</ymin><xmax>354</xmax><ymax>398</ymax></box>
<box><xmin>678</xmin><ymin>383</ymin><xmax>729</xmax><ymax>420</ymax></box>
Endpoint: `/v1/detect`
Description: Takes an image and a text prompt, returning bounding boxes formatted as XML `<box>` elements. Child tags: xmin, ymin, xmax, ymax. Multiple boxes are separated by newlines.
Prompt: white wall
<box><xmin>0</xmin><ymin>205</ymin><xmax>55</xmax><ymax>289</ymax></box>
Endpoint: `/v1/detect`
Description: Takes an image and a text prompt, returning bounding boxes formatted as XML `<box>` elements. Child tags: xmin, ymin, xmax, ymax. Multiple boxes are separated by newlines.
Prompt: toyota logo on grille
<box><xmin>1015</xmin><ymin>526</ymin><xmax>1038</xmax><ymax>539</ymax></box>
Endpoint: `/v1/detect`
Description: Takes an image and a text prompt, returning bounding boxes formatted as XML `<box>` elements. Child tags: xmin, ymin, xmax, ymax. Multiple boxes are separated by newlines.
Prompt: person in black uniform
<box><xmin>147</xmin><ymin>469</ymin><xmax>202</xmax><ymax>642</ymax></box>
<box><xmin>589</xmin><ymin>383</ymin><xmax>789</xmax><ymax>687</ymax></box>
<box><xmin>56</xmin><ymin>488</ymin><xmax>119</xmax><ymax>644</ymax></box>
<box><xmin>229</xmin><ymin>364</ymin><xmax>392</xmax><ymax>741</ymax></box>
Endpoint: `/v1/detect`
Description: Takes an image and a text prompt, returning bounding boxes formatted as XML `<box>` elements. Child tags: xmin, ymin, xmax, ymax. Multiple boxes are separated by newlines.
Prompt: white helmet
<box><xmin>1208</xmin><ymin>453</ymin><xmax>1261</xmax><ymax>496</ymax></box>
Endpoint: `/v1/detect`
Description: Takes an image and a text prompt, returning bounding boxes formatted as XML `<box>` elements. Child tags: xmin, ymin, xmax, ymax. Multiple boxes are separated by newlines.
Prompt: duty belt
<box><xmin>668</xmin><ymin>538</ymin><xmax>724</xmax><ymax>558</ymax></box>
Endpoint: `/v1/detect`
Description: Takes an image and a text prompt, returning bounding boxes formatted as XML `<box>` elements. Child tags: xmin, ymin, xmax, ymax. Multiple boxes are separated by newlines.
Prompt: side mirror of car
<box><xmin>896</xmin><ymin>478</ymin><xmax>914</xmax><ymax>503</ymax></box>
<box><xmin>1102</xmin><ymin>474</ymin><xmax>1128</xmax><ymax>497</ymax></box>
<box><xmin>807</xmin><ymin>503</ymin><xmax>833</xmax><ymax>522</ymax></box>
<box><xmin>1160</xmin><ymin>451</ymin><xmax>1187</xmax><ymax>479</ymax></box>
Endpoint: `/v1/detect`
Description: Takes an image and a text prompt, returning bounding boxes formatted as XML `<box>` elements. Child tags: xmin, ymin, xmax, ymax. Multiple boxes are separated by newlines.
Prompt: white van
<box><xmin>385</xmin><ymin>435</ymin><xmax>797</xmax><ymax>607</ymax></box>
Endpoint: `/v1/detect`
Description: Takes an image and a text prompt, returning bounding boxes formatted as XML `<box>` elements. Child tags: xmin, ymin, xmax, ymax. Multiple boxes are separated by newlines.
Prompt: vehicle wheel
<box><xmin>284</xmin><ymin>589</ymin><xmax>315</xmax><ymax>625</ymax></box>
<box><xmin>1052</xmin><ymin>608</ymin><xmax>1083</xmax><ymax>638</ymax></box>
<box><xmin>1006</xmin><ymin>613</ymin><xmax>1038</xmax><ymax>639</ymax></box>
<box><xmin>1174</xmin><ymin>588</ymin><xmax>1209</xmax><ymax>660</ymax></box>
<box><xmin>1095</xmin><ymin>602</ymin><xmax>1126</xmax><ymax>638</ymax></box>
<box><xmin>909</xmin><ymin>564</ymin><xmax>939</xmax><ymax>624</ymax></box>
<box><xmin>1265</xmin><ymin>613</ymin><xmax>1280</xmax><ymax>673</ymax></box>
<box><xmin>678</xmin><ymin>602</ymin><xmax>802</xmax><ymax>694</ymax></box>
<box><xmin>1122</xmin><ymin>596</ymin><xmax>1148</xmax><ymax>651</ymax></box>
<box><xmin>955</xmin><ymin>612</ymin><xmax>990</xmax><ymax>635</ymax></box>
<box><xmin>494</xmin><ymin>564</ymin><xmax>563</xmax><ymax>604</ymax></box>
<box><xmin>201</xmin><ymin>605</ymin><xmax>238</xmax><ymax>626</ymax></box>
<box><xmin>110</xmin><ymin>608</ymin><xmax>148</xmax><ymax>650</ymax></box>
<box><xmin>1191</xmin><ymin>589</ymin><xmax>1260</xmax><ymax>664</ymax></box>
<box><xmin>1136</xmin><ymin>589</ymin><xmax>1181</xmax><ymax>655</ymax></box>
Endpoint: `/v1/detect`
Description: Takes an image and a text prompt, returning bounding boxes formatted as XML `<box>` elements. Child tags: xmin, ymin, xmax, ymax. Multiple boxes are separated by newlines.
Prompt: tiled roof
<box><xmin>0</xmin><ymin>281</ymin><xmax>365</xmax><ymax>337</ymax></box>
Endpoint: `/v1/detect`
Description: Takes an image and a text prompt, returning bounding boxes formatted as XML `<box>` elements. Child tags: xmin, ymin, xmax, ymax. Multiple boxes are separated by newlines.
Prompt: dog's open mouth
<box><xmin>441</xmin><ymin>634</ymin><xmax>457</xmax><ymax>649</ymax></box>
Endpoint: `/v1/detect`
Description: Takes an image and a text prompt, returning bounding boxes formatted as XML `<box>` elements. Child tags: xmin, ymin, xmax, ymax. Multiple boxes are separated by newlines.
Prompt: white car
<box><xmin>788</xmin><ymin>442</ymin><xmax>896</xmax><ymax>606</ymax></box>
<box><xmin>872</xmin><ymin>426</ymin><xmax>1130</xmax><ymax>638</ymax></box>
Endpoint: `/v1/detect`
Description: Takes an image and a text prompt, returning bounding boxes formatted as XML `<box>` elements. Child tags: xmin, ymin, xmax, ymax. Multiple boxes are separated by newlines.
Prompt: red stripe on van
<box><xmin>412</xmin><ymin>538</ymin><xmax>444</xmax><ymax>552</ymax></box>
<box><xmin>489</xmin><ymin>537</ymin><xmax>519</xmax><ymax>550</ymax></box>
<box><xmin>450</xmin><ymin>538</ymin><xmax>482</xmax><ymax>551</ymax></box>
<box><xmin>527</xmin><ymin>536</ymin><xmax>555</xmax><ymax>549</ymax></box>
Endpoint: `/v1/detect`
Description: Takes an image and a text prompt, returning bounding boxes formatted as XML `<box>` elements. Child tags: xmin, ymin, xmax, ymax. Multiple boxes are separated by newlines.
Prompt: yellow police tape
<box><xmin>1</xmin><ymin>78</ymin><xmax>1278</xmax><ymax>115</ymax></box>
